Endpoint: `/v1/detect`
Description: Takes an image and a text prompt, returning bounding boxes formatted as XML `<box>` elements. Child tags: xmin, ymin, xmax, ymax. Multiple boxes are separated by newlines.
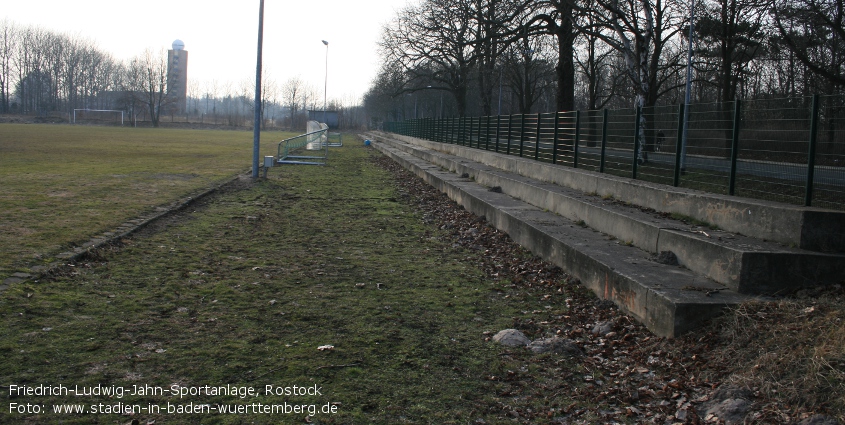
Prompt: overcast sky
<box><xmin>2</xmin><ymin>0</ymin><xmax>410</xmax><ymax>103</ymax></box>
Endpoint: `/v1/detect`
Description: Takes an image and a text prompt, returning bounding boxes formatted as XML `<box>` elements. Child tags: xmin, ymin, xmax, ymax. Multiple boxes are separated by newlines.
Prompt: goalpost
<box><xmin>73</xmin><ymin>109</ymin><xmax>124</xmax><ymax>125</ymax></box>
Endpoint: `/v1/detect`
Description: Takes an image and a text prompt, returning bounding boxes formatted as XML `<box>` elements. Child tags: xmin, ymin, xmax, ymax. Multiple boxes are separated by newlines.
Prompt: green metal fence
<box><xmin>385</xmin><ymin>95</ymin><xmax>845</xmax><ymax>211</ymax></box>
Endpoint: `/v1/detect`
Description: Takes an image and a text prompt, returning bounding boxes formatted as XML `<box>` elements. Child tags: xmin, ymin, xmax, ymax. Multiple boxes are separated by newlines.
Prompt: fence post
<box><xmin>673</xmin><ymin>104</ymin><xmax>685</xmax><ymax>187</ymax></box>
<box><xmin>552</xmin><ymin>112</ymin><xmax>561</xmax><ymax>164</ymax></box>
<box><xmin>442</xmin><ymin>117</ymin><xmax>445</xmax><ymax>143</ymax></box>
<box><xmin>633</xmin><ymin>106</ymin><xmax>641</xmax><ymax>179</ymax></box>
<box><xmin>600</xmin><ymin>109</ymin><xmax>608</xmax><ymax>173</ymax></box>
<box><xmin>477</xmin><ymin>117</ymin><xmax>482</xmax><ymax>149</ymax></box>
<box><xmin>574</xmin><ymin>111</ymin><xmax>581</xmax><ymax>169</ymax></box>
<box><xmin>467</xmin><ymin>117</ymin><xmax>473</xmax><ymax>148</ymax></box>
<box><xmin>506</xmin><ymin>116</ymin><xmax>513</xmax><ymax>155</ymax></box>
<box><xmin>518</xmin><ymin>114</ymin><xmax>526</xmax><ymax>157</ymax></box>
<box><xmin>467</xmin><ymin>117</ymin><xmax>472</xmax><ymax>147</ymax></box>
<box><xmin>495</xmin><ymin>116</ymin><xmax>501</xmax><ymax>152</ymax></box>
<box><xmin>483</xmin><ymin>116</ymin><xmax>488</xmax><ymax>150</ymax></box>
<box><xmin>534</xmin><ymin>113</ymin><xmax>542</xmax><ymax>160</ymax></box>
<box><xmin>455</xmin><ymin>117</ymin><xmax>460</xmax><ymax>145</ymax></box>
<box><xmin>431</xmin><ymin>118</ymin><xmax>436</xmax><ymax>142</ymax></box>
<box><xmin>429</xmin><ymin>118</ymin><xmax>434</xmax><ymax>141</ymax></box>
<box><xmin>480</xmin><ymin>116</ymin><xmax>485</xmax><ymax>149</ymax></box>
<box><xmin>728</xmin><ymin>100</ymin><xmax>742</xmax><ymax>196</ymax></box>
<box><xmin>454</xmin><ymin>117</ymin><xmax>459</xmax><ymax>145</ymax></box>
<box><xmin>463</xmin><ymin>117</ymin><xmax>467</xmax><ymax>145</ymax></box>
<box><xmin>805</xmin><ymin>95</ymin><xmax>820</xmax><ymax>206</ymax></box>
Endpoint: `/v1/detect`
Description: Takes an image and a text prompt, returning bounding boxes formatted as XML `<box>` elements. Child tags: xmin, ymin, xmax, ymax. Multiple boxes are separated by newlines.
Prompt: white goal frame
<box><xmin>73</xmin><ymin>109</ymin><xmax>124</xmax><ymax>125</ymax></box>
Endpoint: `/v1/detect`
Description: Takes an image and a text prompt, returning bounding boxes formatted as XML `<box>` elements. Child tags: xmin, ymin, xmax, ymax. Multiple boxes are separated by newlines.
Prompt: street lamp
<box><xmin>322</xmin><ymin>40</ymin><xmax>328</xmax><ymax>125</ymax></box>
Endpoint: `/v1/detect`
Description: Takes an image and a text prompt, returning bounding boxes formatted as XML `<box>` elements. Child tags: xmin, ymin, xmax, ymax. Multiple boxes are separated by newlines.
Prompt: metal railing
<box><xmin>276</xmin><ymin>128</ymin><xmax>329</xmax><ymax>165</ymax></box>
<box><xmin>385</xmin><ymin>94</ymin><xmax>845</xmax><ymax>211</ymax></box>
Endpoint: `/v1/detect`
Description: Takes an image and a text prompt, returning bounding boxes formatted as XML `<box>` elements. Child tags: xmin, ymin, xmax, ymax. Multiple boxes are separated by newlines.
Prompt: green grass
<box><xmin>0</xmin><ymin>143</ymin><xmax>585</xmax><ymax>424</ymax></box>
<box><xmin>0</xmin><ymin>123</ymin><xmax>297</xmax><ymax>275</ymax></box>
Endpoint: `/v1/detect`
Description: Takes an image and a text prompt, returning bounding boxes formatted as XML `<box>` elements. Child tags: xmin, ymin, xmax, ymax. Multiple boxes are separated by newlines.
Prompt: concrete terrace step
<box><xmin>372</xmin><ymin>132</ymin><xmax>845</xmax><ymax>254</ymax></box>
<box><xmin>366</xmin><ymin>133</ymin><xmax>754</xmax><ymax>337</ymax></box>
<box><xmin>367</xmin><ymin>132</ymin><xmax>845</xmax><ymax>296</ymax></box>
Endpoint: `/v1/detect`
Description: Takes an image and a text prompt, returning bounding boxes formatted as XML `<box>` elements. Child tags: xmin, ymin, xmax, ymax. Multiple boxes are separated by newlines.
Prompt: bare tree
<box><xmin>574</xmin><ymin>11</ymin><xmax>623</xmax><ymax>110</ymax></box>
<box><xmin>575</xmin><ymin>0</ymin><xmax>686</xmax><ymax>161</ymax></box>
<box><xmin>471</xmin><ymin>0</ymin><xmax>535</xmax><ymax>115</ymax></box>
<box><xmin>380</xmin><ymin>0</ymin><xmax>478</xmax><ymax>116</ymax></box>
<box><xmin>188</xmin><ymin>80</ymin><xmax>201</xmax><ymax>117</ymax></box>
<box><xmin>203</xmin><ymin>80</ymin><xmax>219</xmax><ymax>122</ymax></box>
<box><xmin>532</xmin><ymin>0</ymin><xmax>579</xmax><ymax>111</ymax></box>
<box><xmin>260</xmin><ymin>72</ymin><xmax>277</xmax><ymax>129</ymax></box>
<box><xmin>282</xmin><ymin>76</ymin><xmax>304</xmax><ymax>130</ymax></box>
<box><xmin>695</xmin><ymin>0</ymin><xmax>769</xmax><ymax>103</ymax></box>
<box><xmin>502</xmin><ymin>33</ymin><xmax>557</xmax><ymax>113</ymax></box>
<box><xmin>130</xmin><ymin>48</ymin><xmax>169</xmax><ymax>127</ymax></box>
<box><xmin>0</xmin><ymin>19</ymin><xmax>17</xmax><ymax>113</ymax></box>
<box><xmin>773</xmin><ymin>0</ymin><xmax>845</xmax><ymax>88</ymax></box>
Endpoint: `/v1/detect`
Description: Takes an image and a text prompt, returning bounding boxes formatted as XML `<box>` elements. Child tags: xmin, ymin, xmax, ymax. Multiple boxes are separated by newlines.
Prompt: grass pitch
<box><xmin>0</xmin><ymin>123</ymin><xmax>296</xmax><ymax>276</ymax></box>
<box><xmin>0</xmin><ymin>141</ymin><xmax>545</xmax><ymax>424</ymax></box>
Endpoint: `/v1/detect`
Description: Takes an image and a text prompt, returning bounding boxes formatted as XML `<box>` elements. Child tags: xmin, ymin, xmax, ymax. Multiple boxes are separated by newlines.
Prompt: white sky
<box><xmin>2</xmin><ymin>0</ymin><xmax>411</xmax><ymax>104</ymax></box>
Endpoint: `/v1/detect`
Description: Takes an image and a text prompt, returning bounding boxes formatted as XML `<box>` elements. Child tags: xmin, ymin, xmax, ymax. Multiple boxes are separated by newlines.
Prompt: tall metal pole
<box><xmin>252</xmin><ymin>0</ymin><xmax>265</xmax><ymax>179</ymax></box>
<box><xmin>680</xmin><ymin>0</ymin><xmax>696</xmax><ymax>173</ymax></box>
<box><xmin>322</xmin><ymin>40</ymin><xmax>329</xmax><ymax>124</ymax></box>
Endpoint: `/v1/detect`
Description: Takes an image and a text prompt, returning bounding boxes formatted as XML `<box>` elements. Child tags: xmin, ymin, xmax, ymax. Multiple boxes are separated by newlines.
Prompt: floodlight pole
<box><xmin>252</xmin><ymin>0</ymin><xmax>265</xmax><ymax>179</ymax></box>
<box><xmin>322</xmin><ymin>40</ymin><xmax>329</xmax><ymax>125</ymax></box>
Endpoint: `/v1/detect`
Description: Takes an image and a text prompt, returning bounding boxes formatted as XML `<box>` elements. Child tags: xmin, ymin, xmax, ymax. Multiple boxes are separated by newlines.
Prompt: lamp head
<box><xmin>322</xmin><ymin>40</ymin><xmax>329</xmax><ymax>46</ymax></box>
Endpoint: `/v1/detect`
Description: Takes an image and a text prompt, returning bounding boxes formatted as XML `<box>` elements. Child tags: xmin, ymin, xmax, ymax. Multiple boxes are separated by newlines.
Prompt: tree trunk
<box><xmin>554</xmin><ymin>1</ymin><xmax>576</xmax><ymax>112</ymax></box>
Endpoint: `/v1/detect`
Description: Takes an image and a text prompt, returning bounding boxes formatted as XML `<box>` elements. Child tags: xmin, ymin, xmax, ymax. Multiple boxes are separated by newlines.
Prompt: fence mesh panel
<box><xmin>815</xmin><ymin>95</ymin><xmax>845</xmax><ymax>209</ymax></box>
<box><xmin>385</xmin><ymin>95</ymin><xmax>845</xmax><ymax>211</ymax></box>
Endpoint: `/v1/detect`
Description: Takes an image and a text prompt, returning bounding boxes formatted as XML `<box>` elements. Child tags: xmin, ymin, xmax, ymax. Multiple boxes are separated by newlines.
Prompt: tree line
<box><xmin>363</xmin><ymin>0</ymin><xmax>845</xmax><ymax>124</ymax></box>
<box><xmin>0</xmin><ymin>19</ymin><xmax>366</xmax><ymax>129</ymax></box>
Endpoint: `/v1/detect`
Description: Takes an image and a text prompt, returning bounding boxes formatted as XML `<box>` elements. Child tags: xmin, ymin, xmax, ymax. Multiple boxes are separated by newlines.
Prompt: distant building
<box><xmin>308</xmin><ymin>110</ymin><xmax>338</xmax><ymax>129</ymax></box>
<box><xmin>167</xmin><ymin>39</ymin><xmax>188</xmax><ymax>114</ymax></box>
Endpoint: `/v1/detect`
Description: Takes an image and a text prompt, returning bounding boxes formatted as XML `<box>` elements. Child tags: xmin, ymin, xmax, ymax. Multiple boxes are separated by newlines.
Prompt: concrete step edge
<box><xmin>372</xmin><ymin>137</ymin><xmax>761</xmax><ymax>337</ymax></box>
<box><xmin>368</xmin><ymin>133</ymin><xmax>845</xmax><ymax>294</ymax></box>
<box><xmin>369</xmin><ymin>131</ymin><xmax>845</xmax><ymax>254</ymax></box>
